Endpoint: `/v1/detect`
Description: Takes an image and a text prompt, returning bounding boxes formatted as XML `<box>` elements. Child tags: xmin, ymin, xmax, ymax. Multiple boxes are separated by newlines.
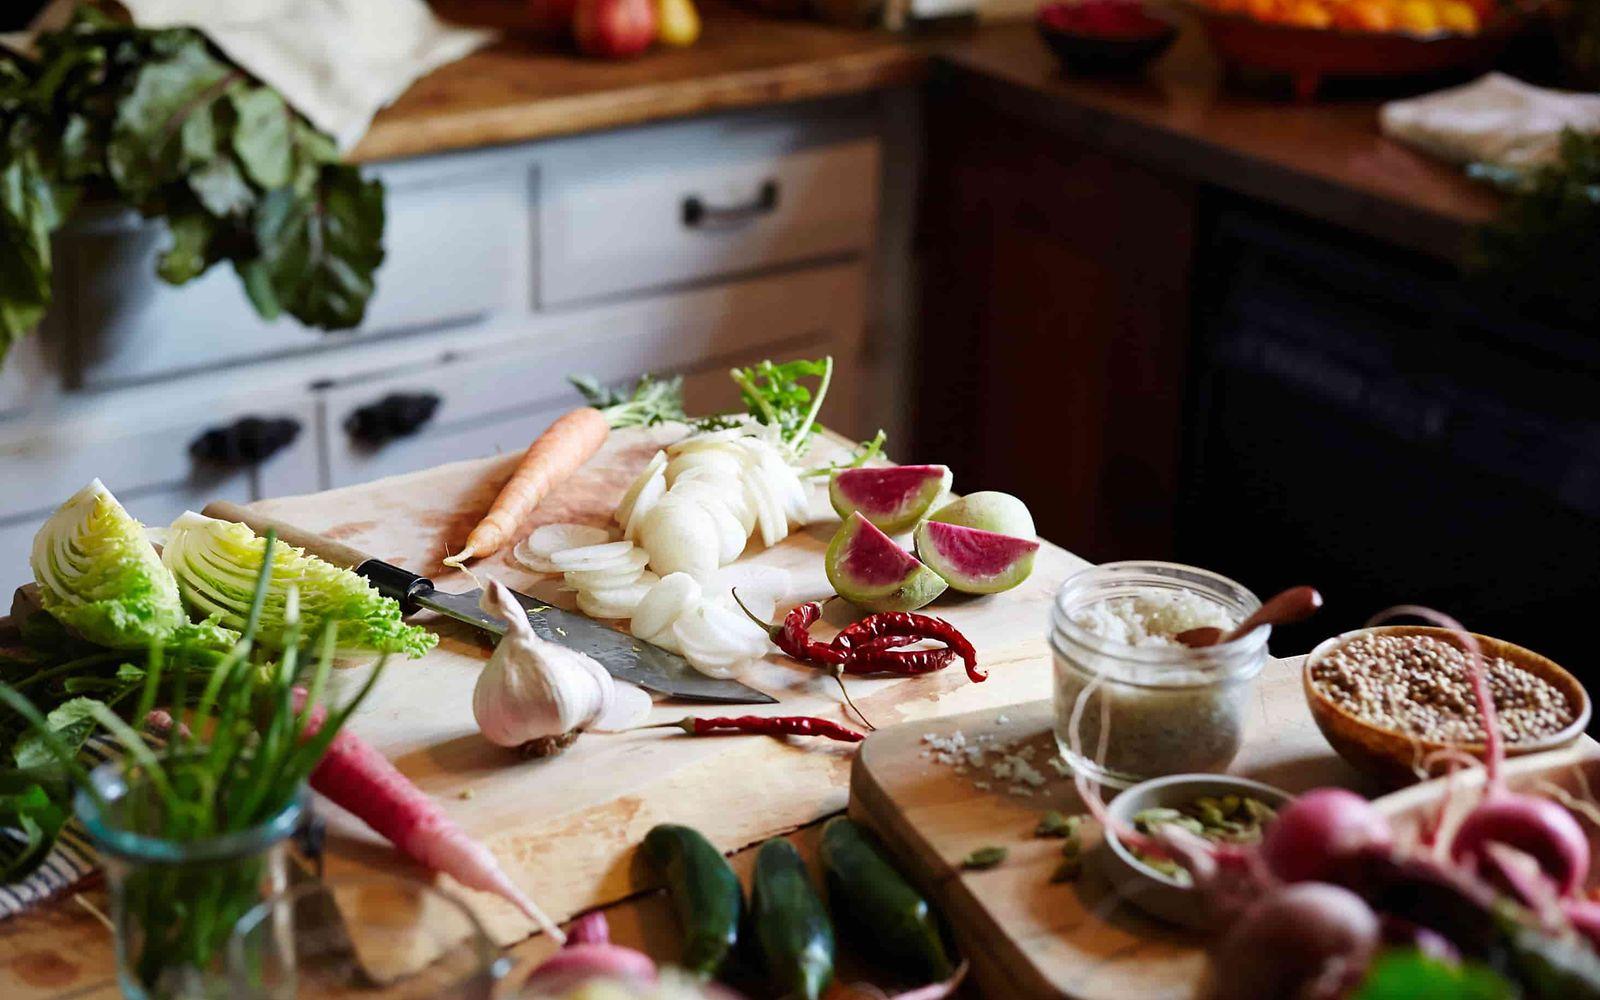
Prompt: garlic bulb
<box><xmin>473</xmin><ymin>580</ymin><xmax>651</xmax><ymax>753</ymax></box>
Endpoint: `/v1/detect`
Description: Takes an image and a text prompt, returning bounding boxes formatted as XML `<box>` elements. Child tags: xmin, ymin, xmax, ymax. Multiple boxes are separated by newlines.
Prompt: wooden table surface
<box><xmin>357</xmin><ymin>5</ymin><xmax>1497</xmax><ymax>257</ymax></box>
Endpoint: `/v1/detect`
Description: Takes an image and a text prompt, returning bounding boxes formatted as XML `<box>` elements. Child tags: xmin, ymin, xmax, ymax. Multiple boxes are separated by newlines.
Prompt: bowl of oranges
<box><xmin>1188</xmin><ymin>0</ymin><xmax>1530</xmax><ymax>100</ymax></box>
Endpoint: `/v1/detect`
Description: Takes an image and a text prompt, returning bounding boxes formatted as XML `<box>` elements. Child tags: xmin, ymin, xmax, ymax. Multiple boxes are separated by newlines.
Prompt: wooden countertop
<box><xmin>361</xmin><ymin>6</ymin><xmax>1500</xmax><ymax>257</ymax></box>
<box><xmin>350</xmin><ymin>2</ymin><xmax>926</xmax><ymax>161</ymax></box>
<box><xmin>928</xmin><ymin>20</ymin><xmax>1503</xmax><ymax>258</ymax></box>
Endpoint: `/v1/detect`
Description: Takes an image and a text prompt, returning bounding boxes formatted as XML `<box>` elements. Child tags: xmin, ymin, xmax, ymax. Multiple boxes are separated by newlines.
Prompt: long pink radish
<box><xmin>296</xmin><ymin>695</ymin><xmax>565</xmax><ymax>942</ymax></box>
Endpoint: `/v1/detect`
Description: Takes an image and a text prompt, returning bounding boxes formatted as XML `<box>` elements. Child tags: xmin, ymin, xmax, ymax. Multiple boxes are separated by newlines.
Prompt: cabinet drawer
<box><xmin>0</xmin><ymin>391</ymin><xmax>321</xmax><ymax>527</ymax></box>
<box><xmin>322</xmin><ymin>265</ymin><xmax>863</xmax><ymax>487</ymax></box>
<box><xmin>539</xmin><ymin>123</ymin><xmax>878</xmax><ymax>306</ymax></box>
<box><xmin>65</xmin><ymin>155</ymin><xmax>527</xmax><ymax>387</ymax></box>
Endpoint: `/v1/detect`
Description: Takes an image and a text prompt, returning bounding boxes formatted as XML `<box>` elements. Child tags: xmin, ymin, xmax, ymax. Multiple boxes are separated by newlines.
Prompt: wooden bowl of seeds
<box><xmin>1303</xmin><ymin>625</ymin><xmax>1591</xmax><ymax>787</ymax></box>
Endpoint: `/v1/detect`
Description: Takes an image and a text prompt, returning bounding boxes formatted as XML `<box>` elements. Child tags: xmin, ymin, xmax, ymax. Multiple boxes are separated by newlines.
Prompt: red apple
<box><xmin>573</xmin><ymin>0</ymin><xmax>656</xmax><ymax>58</ymax></box>
<box><xmin>526</xmin><ymin>0</ymin><xmax>579</xmax><ymax>36</ymax></box>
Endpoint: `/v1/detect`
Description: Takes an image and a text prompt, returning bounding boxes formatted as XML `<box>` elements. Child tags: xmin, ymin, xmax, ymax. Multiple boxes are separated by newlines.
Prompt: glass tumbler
<box><xmin>75</xmin><ymin>761</ymin><xmax>305</xmax><ymax>1000</ymax></box>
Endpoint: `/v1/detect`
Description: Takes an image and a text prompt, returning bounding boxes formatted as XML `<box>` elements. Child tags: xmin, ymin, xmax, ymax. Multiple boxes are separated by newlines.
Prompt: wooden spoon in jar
<box><xmin>1175</xmin><ymin>585</ymin><xmax>1324</xmax><ymax>648</ymax></box>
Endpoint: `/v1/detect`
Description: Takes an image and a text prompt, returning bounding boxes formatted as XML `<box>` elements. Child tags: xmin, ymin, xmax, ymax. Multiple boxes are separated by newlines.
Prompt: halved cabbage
<box><xmin>162</xmin><ymin>512</ymin><xmax>437</xmax><ymax>658</ymax></box>
<box><xmin>30</xmin><ymin>480</ymin><xmax>191</xmax><ymax>649</ymax></box>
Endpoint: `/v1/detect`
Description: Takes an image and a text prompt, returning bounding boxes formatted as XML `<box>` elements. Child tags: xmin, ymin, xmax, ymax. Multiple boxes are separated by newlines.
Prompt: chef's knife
<box><xmin>201</xmin><ymin>502</ymin><xmax>776</xmax><ymax>705</ymax></box>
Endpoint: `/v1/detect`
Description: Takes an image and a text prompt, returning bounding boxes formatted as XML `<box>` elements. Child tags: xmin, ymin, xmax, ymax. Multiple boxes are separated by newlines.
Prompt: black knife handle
<box><xmin>354</xmin><ymin>559</ymin><xmax>434</xmax><ymax>615</ymax></box>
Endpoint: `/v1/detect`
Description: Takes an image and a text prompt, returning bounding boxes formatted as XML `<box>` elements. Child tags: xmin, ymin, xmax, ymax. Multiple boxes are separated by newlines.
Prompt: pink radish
<box><xmin>1565</xmin><ymin>897</ymin><xmax>1600</xmax><ymax>948</ymax></box>
<box><xmin>1262</xmin><ymin>789</ymin><xmax>1392</xmax><ymax>885</ymax></box>
<box><xmin>1208</xmin><ymin>882</ymin><xmax>1379</xmax><ymax>1000</ymax></box>
<box><xmin>523</xmin><ymin>912</ymin><xmax>656</xmax><ymax>992</ymax></box>
<box><xmin>1370</xmin><ymin>606</ymin><xmax>1590</xmax><ymax>898</ymax></box>
<box><xmin>294</xmin><ymin>693</ymin><xmax>564</xmax><ymax>943</ymax></box>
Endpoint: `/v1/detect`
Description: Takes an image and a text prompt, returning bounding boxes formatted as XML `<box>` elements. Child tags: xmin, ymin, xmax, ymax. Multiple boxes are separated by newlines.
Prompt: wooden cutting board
<box><xmin>847</xmin><ymin>659</ymin><xmax>1385</xmax><ymax>999</ymax></box>
<box><xmin>243</xmin><ymin>424</ymin><xmax>1087</xmax><ymax>947</ymax></box>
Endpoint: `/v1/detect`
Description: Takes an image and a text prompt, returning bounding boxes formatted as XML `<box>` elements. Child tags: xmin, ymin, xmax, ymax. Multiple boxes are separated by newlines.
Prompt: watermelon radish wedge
<box><xmin>826</xmin><ymin>513</ymin><xmax>948</xmax><ymax>612</ymax></box>
<box><xmin>829</xmin><ymin>465</ymin><xmax>952</xmax><ymax>534</ymax></box>
<box><xmin>914</xmin><ymin>520</ymin><xmax>1040</xmax><ymax>595</ymax></box>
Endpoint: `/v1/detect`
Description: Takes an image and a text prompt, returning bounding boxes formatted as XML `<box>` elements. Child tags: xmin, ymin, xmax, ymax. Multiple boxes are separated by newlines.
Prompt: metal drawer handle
<box><xmin>682</xmin><ymin>180</ymin><xmax>779</xmax><ymax>230</ymax></box>
<box><xmin>190</xmin><ymin>417</ymin><xmax>302</xmax><ymax>468</ymax></box>
<box><xmin>345</xmin><ymin>392</ymin><xmax>442</xmax><ymax>446</ymax></box>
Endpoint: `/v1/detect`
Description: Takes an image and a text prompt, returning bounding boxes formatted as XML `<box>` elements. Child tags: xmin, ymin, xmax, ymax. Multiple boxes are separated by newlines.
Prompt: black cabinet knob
<box><xmin>190</xmin><ymin>417</ymin><xmax>302</xmax><ymax>468</ymax></box>
<box><xmin>344</xmin><ymin>392</ymin><xmax>441</xmax><ymax>446</ymax></box>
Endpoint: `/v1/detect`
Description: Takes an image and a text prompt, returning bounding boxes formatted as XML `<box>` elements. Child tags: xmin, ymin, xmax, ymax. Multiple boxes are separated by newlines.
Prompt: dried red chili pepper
<box><xmin>732</xmin><ymin>592</ymin><xmax>848</xmax><ymax>666</ymax></box>
<box><xmin>645</xmin><ymin>715</ymin><xmax>865</xmax><ymax>743</ymax></box>
<box><xmin>833</xmin><ymin>613</ymin><xmax>984</xmax><ymax>683</ymax></box>
<box><xmin>833</xmin><ymin>633</ymin><xmax>958</xmax><ymax>676</ymax></box>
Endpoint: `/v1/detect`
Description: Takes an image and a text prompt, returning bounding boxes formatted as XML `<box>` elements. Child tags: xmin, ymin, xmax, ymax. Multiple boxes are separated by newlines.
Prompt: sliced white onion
<box><xmin>511</xmin><ymin>538</ymin><xmax>562</xmax><ymax>575</ymax></box>
<box><xmin>585</xmin><ymin>579</ymin><xmax>655</xmax><ymax>613</ymax></box>
<box><xmin>615</xmin><ymin>452</ymin><xmax>668</xmax><ymax>528</ymax></box>
<box><xmin>637</xmin><ymin>498</ymin><xmax>720</xmax><ymax>579</ymax></box>
<box><xmin>643</xmin><ymin>625</ymin><xmax>683</xmax><ymax>655</ymax></box>
<box><xmin>667</xmin><ymin>428</ymin><xmax>757</xmax><ymax>454</ymax></box>
<box><xmin>630</xmin><ymin>573</ymin><xmax>702</xmax><ymax>639</ymax></box>
<box><xmin>525</xmin><ymin>523</ymin><xmax>613</xmax><ymax>560</ymax></box>
<box><xmin>745</xmin><ymin>469</ymin><xmax>788</xmax><ymax>549</ymax></box>
<box><xmin>562</xmin><ymin>549</ymin><xmax>651</xmax><ymax>589</ymax></box>
<box><xmin>623</xmin><ymin>468</ymin><xmax>667</xmax><ymax>541</ymax></box>
<box><xmin>577</xmin><ymin>590</ymin><xmax>638</xmax><ymax>620</ymax></box>
<box><xmin>551</xmin><ymin>540</ymin><xmax>638</xmax><ymax>571</ymax></box>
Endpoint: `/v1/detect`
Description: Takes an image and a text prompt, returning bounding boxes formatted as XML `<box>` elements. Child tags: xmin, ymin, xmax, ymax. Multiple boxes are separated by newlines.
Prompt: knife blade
<box><xmin>200</xmin><ymin>501</ymin><xmax>777</xmax><ymax>705</ymax></box>
<box><xmin>418</xmin><ymin>586</ymin><xmax>776</xmax><ymax>704</ymax></box>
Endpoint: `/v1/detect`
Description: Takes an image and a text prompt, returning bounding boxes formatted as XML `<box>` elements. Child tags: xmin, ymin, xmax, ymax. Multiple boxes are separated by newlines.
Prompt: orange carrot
<box><xmin>446</xmin><ymin>406</ymin><xmax>610</xmax><ymax>566</ymax></box>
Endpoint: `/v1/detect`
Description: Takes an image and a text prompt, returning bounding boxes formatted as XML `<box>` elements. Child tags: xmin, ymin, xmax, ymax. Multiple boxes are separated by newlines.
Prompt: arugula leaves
<box><xmin>0</xmin><ymin>5</ymin><xmax>386</xmax><ymax>366</ymax></box>
<box><xmin>729</xmin><ymin>357</ymin><xmax>832</xmax><ymax>454</ymax></box>
<box><xmin>571</xmin><ymin>355</ymin><xmax>885</xmax><ymax>463</ymax></box>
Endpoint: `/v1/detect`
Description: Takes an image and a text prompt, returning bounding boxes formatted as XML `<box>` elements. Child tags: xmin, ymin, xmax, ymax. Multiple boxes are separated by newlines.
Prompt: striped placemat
<box><xmin>0</xmin><ymin>740</ymin><xmax>115</xmax><ymax>918</ymax></box>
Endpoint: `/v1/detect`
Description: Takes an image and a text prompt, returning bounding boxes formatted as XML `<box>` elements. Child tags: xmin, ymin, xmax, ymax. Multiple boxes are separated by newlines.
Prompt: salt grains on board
<box><xmin>921</xmin><ymin>719</ymin><xmax>1061</xmax><ymax>799</ymax></box>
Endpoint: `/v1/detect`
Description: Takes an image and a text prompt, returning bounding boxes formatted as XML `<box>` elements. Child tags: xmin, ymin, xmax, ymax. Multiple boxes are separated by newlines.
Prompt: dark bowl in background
<box><xmin>1036</xmin><ymin>8</ymin><xmax>1180</xmax><ymax>75</ymax></box>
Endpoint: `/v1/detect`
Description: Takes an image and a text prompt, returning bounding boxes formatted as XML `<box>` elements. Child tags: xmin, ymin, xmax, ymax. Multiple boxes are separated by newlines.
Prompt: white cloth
<box><xmin>1380</xmin><ymin>73</ymin><xmax>1600</xmax><ymax>171</ymax></box>
<box><xmin>14</xmin><ymin>0</ymin><xmax>495</xmax><ymax>151</ymax></box>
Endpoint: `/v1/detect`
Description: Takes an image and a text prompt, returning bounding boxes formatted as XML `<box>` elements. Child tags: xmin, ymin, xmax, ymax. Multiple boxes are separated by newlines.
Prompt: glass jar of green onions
<box><xmin>76</xmin><ymin>760</ymin><xmax>307</xmax><ymax>1000</ymax></box>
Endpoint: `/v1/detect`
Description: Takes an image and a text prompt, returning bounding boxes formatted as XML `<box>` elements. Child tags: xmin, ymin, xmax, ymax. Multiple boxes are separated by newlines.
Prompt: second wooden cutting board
<box><xmin>847</xmin><ymin>660</ymin><xmax>1377</xmax><ymax>999</ymax></box>
<box><xmin>241</xmin><ymin>424</ymin><xmax>1085</xmax><ymax>946</ymax></box>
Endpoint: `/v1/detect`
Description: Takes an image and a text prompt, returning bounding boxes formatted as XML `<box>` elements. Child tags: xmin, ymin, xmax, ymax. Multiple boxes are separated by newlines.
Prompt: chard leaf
<box><xmin>187</xmin><ymin>155</ymin><xmax>252</xmax><ymax>219</ymax></box>
<box><xmin>156</xmin><ymin>209</ymin><xmax>215</xmax><ymax>284</ymax></box>
<box><xmin>249</xmin><ymin>164</ymin><xmax>384</xmax><ymax>330</ymax></box>
<box><xmin>105</xmin><ymin>40</ymin><xmax>234</xmax><ymax>201</ymax></box>
<box><xmin>229</xmin><ymin>86</ymin><xmax>291</xmax><ymax>190</ymax></box>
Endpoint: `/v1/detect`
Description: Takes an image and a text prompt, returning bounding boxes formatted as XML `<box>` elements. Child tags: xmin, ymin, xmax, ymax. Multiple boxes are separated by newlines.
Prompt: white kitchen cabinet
<box><xmin>539</xmin><ymin>118</ymin><xmax>879</xmax><ymax>306</ymax></box>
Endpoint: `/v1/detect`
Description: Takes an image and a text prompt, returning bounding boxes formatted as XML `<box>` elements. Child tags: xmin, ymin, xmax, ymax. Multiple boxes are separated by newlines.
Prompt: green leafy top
<box><xmin>29</xmin><ymin>479</ymin><xmax>195</xmax><ymax>649</ymax></box>
<box><xmin>1470</xmin><ymin>128</ymin><xmax>1600</xmax><ymax>329</ymax></box>
<box><xmin>572</xmin><ymin>372</ymin><xmax>690</xmax><ymax>429</ymax></box>
<box><xmin>161</xmin><ymin>511</ymin><xmax>436</xmax><ymax>658</ymax></box>
<box><xmin>0</xmin><ymin>5</ymin><xmax>385</xmax><ymax>366</ymax></box>
<box><xmin>729</xmin><ymin>357</ymin><xmax>833</xmax><ymax>454</ymax></box>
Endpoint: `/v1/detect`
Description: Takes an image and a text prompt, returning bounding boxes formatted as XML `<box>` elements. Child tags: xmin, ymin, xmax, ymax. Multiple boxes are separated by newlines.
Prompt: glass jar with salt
<box><xmin>1050</xmin><ymin>561</ymin><xmax>1268</xmax><ymax>788</ymax></box>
